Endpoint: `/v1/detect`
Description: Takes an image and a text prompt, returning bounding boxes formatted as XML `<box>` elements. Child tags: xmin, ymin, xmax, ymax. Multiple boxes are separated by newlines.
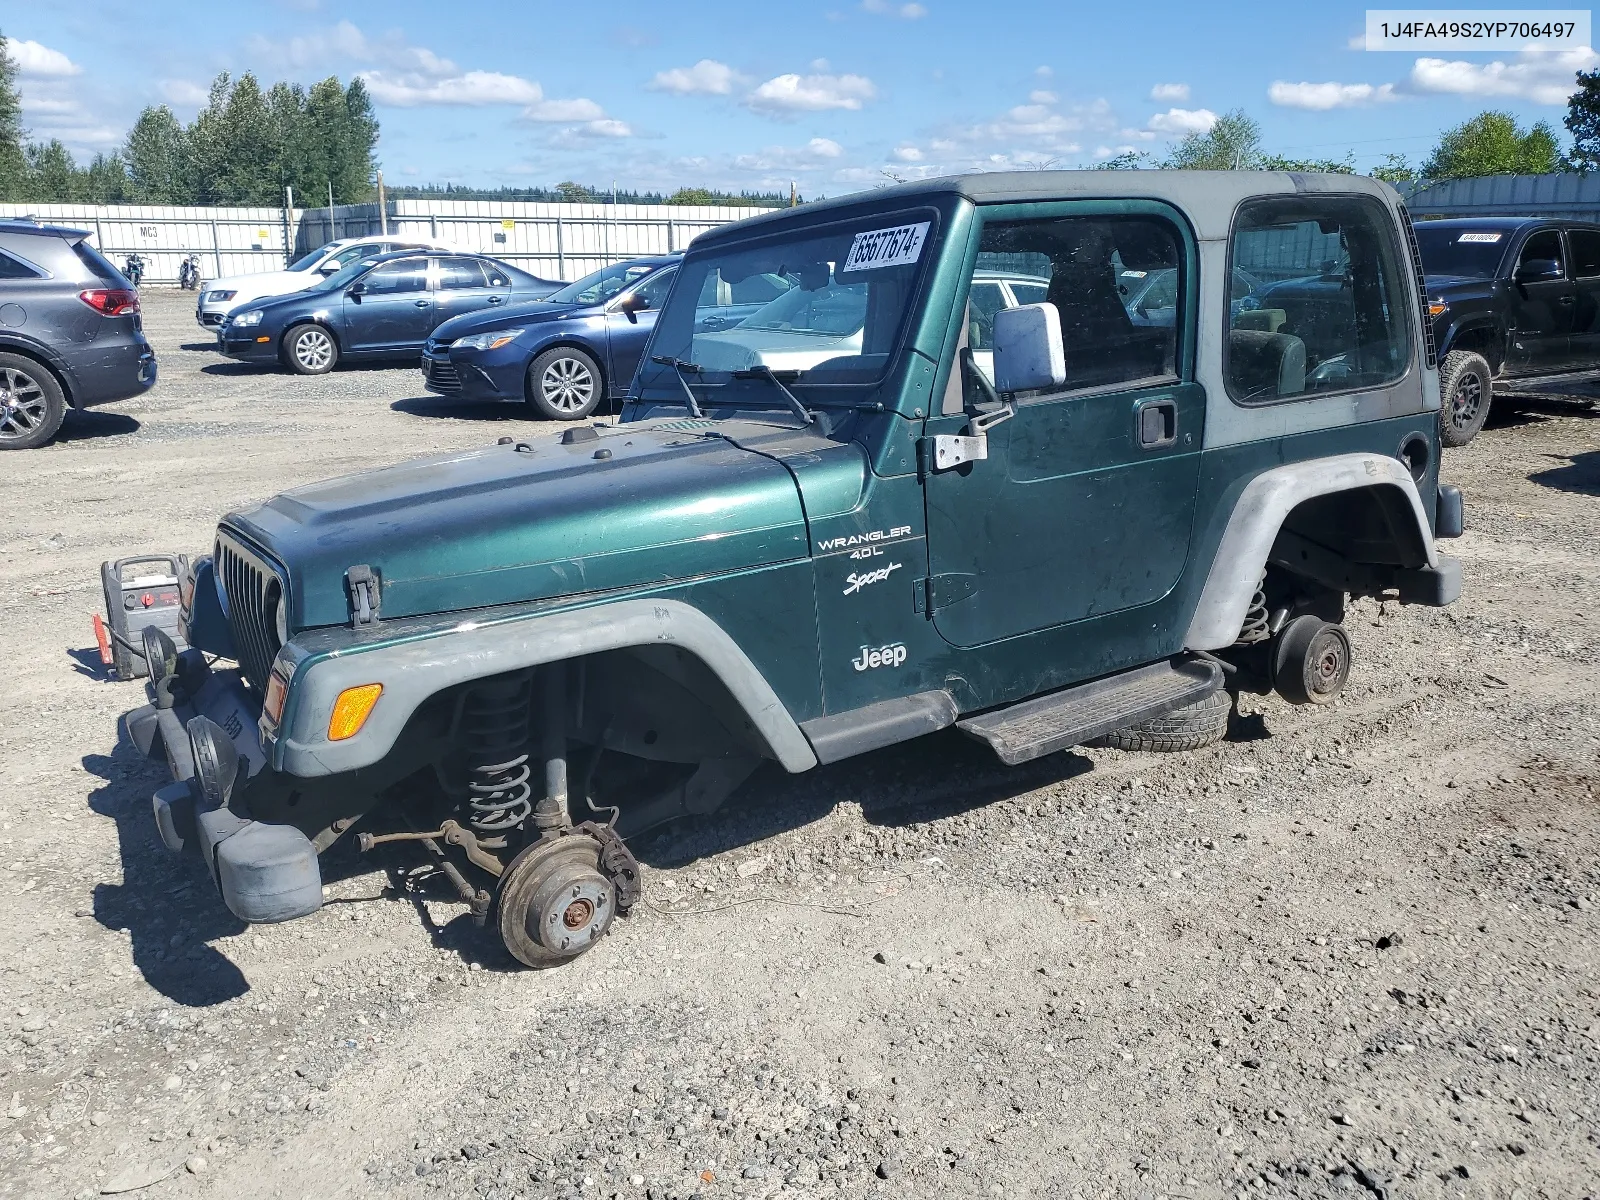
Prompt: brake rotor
<box><xmin>496</xmin><ymin>831</ymin><xmax>618</xmax><ymax>968</ymax></box>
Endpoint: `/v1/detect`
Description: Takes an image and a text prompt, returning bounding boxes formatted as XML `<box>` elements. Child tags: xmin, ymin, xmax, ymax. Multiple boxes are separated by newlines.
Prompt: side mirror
<box><xmin>346</xmin><ymin>280</ymin><xmax>365</xmax><ymax>298</ymax></box>
<box><xmin>618</xmin><ymin>292</ymin><xmax>648</xmax><ymax>323</ymax></box>
<box><xmin>318</xmin><ymin>262</ymin><xmax>341</xmax><ymax>275</ymax></box>
<box><xmin>992</xmin><ymin>302</ymin><xmax>1066</xmax><ymax>393</ymax></box>
<box><xmin>1515</xmin><ymin>258</ymin><xmax>1563</xmax><ymax>283</ymax></box>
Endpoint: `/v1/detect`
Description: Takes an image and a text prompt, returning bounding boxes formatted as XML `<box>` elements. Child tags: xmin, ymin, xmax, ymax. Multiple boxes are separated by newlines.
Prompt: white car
<box><xmin>194</xmin><ymin>236</ymin><xmax>461</xmax><ymax>332</ymax></box>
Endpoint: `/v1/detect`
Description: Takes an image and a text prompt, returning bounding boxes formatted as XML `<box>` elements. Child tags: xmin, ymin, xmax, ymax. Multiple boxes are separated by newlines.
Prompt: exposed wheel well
<box><xmin>1446</xmin><ymin>325</ymin><xmax>1500</xmax><ymax>374</ymax></box>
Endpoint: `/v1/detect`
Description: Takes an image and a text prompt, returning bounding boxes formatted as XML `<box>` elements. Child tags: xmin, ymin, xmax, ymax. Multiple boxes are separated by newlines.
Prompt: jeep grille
<box><xmin>215</xmin><ymin>532</ymin><xmax>283</xmax><ymax>692</ymax></box>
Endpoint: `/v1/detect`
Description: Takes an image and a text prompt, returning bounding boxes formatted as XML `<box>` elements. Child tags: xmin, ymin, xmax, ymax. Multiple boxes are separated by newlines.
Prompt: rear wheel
<box><xmin>1272</xmin><ymin>616</ymin><xmax>1351</xmax><ymax>705</ymax></box>
<box><xmin>527</xmin><ymin>346</ymin><xmax>601</xmax><ymax>420</ymax></box>
<box><xmin>0</xmin><ymin>354</ymin><xmax>67</xmax><ymax>450</ymax></box>
<box><xmin>284</xmin><ymin>324</ymin><xmax>339</xmax><ymax>375</ymax></box>
<box><xmin>1438</xmin><ymin>349</ymin><xmax>1492</xmax><ymax>447</ymax></box>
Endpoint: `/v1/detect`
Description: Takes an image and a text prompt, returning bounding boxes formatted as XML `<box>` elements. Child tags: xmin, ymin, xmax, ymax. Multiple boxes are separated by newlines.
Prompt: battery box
<box><xmin>98</xmin><ymin>555</ymin><xmax>190</xmax><ymax>680</ymax></box>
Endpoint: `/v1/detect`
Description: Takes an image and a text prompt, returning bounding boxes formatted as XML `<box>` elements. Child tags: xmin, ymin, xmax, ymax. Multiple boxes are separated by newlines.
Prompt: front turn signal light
<box><xmin>1428</xmin><ymin>302</ymin><xmax>1447</xmax><ymax>316</ymax></box>
<box><xmin>328</xmin><ymin>683</ymin><xmax>383</xmax><ymax>741</ymax></box>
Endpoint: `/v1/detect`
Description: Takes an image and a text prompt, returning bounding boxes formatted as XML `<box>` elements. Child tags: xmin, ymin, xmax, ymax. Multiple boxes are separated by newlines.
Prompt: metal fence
<box><xmin>0</xmin><ymin>199</ymin><xmax>776</xmax><ymax>284</ymax></box>
<box><xmin>1400</xmin><ymin>174</ymin><xmax>1600</xmax><ymax>222</ymax></box>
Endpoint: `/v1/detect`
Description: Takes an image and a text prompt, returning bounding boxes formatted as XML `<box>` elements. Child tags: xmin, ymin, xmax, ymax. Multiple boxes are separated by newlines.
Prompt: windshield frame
<box><xmin>287</xmin><ymin>242</ymin><xmax>346</xmax><ymax>273</ymax></box>
<box><xmin>640</xmin><ymin>204</ymin><xmax>942</xmax><ymax>401</ymax></box>
<box><xmin>543</xmin><ymin>261</ymin><xmax>667</xmax><ymax>307</ymax></box>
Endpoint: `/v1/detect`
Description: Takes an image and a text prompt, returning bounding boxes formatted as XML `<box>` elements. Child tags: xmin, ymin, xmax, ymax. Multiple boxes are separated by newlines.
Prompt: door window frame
<box><xmin>1223</xmin><ymin>192</ymin><xmax>1417</xmax><ymax>409</ymax></box>
<box><xmin>606</xmin><ymin>265</ymin><xmax>677</xmax><ymax>314</ymax></box>
<box><xmin>1514</xmin><ymin>227</ymin><xmax>1569</xmax><ymax>280</ymax></box>
<box><xmin>954</xmin><ymin>198</ymin><xmax>1199</xmax><ymax>410</ymax></box>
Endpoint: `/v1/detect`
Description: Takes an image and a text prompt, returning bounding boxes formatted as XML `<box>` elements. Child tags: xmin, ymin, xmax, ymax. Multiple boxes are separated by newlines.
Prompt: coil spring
<box><xmin>1235</xmin><ymin>572</ymin><xmax>1270</xmax><ymax>644</ymax></box>
<box><xmin>462</xmin><ymin>676</ymin><xmax>534</xmax><ymax>832</ymax></box>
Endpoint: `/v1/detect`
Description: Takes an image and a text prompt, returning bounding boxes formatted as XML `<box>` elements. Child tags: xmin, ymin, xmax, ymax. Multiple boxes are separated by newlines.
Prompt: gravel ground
<box><xmin>2</xmin><ymin>288</ymin><xmax>1599</xmax><ymax>1200</ymax></box>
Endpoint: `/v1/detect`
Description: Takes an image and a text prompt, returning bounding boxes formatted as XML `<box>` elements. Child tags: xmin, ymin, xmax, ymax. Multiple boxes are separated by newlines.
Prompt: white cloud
<box><xmin>862</xmin><ymin>0</ymin><xmax>928</xmax><ymax>16</ymax></box>
<box><xmin>578</xmin><ymin>118</ymin><xmax>635</xmax><ymax>138</ymax></box>
<box><xmin>1269</xmin><ymin>80</ymin><xmax>1399</xmax><ymax>110</ymax></box>
<box><xmin>362</xmin><ymin>69</ymin><xmax>543</xmax><ymax>106</ymax></box>
<box><xmin>1029</xmin><ymin>89</ymin><xmax>1058</xmax><ymax>105</ymax></box>
<box><xmin>650</xmin><ymin>59</ymin><xmax>744</xmax><ymax>96</ymax></box>
<box><xmin>746</xmin><ymin>72</ymin><xmax>877</xmax><ymax>112</ymax></box>
<box><xmin>159</xmin><ymin>80</ymin><xmax>210</xmax><ymax>107</ymax></box>
<box><xmin>1150</xmin><ymin>82</ymin><xmax>1189</xmax><ymax>102</ymax></box>
<box><xmin>523</xmin><ymin>97</ymin><xmax>606</xmax><ymax>122</ymax></box>
<box><xmin>892</xmin><ymin>144</ymin><xmax>924</xmax><ymax>161</ymax></box>
<box><xmin>9</xmin><ymin>39</ymin><xmax>80</xmax><ymax>78</ymax></box>
<box><xmin>1148</xmin><ymin>107</ymin><xmax>1217</xmax><ymax>135</ymax></box>
<box><xmin>1410</xmin><ymin>47</ymin><xmax>1600</xmax><ymax>104</ymax></box>
<box><xmin>734</xmin><ymin>137</ymin><xmax>846</xmax><ymax>171</ymax></box>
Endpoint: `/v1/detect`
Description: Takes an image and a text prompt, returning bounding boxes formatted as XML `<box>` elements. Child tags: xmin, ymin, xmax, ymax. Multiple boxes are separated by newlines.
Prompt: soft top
<box><xmin>693</xmin><ymin>170</ymin><xmax>1403</xmax><ymax>247</ymax></box>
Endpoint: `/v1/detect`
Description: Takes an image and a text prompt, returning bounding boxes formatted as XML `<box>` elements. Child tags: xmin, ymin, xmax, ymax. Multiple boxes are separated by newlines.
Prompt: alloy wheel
<box><xmin>1450</xmin><ymin>371</ymin><xmax>1482</xmax><ymax>430</ymax></box>
<box><xmin>0</xmin><ymin>367</ymin><xmax>48</xmax><ymax>444</ymax></box>
<box><xmin>294</xmin><ymin>329</ymin><xmax>335</xmax><ymax>371</ymax></box>
<box><xmin>540</xmin><ymin>356</ymin><xmax>596</xmax><ymax>414</ymax></box>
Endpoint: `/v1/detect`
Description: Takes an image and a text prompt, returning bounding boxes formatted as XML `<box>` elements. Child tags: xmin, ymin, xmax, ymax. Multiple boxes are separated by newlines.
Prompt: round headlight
<box><xmin>274</xmin><ymin>589</ymin><xmax>290</xmax><ymax>647</ymax></box>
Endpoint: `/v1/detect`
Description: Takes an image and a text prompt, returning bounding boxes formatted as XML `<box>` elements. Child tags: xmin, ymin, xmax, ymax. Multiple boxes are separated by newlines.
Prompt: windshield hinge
<box><xmin>346</xmin><ymin>564</ymin><xmax>381</xmax><ymax>626</ymax></box>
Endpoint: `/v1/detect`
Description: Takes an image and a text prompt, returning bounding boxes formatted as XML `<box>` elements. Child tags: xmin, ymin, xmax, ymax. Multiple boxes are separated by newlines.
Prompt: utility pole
<box><xmin>283</xmin><ymin>184</ymin><xmax>294</xmax><ymax>267</ymax></box>
<box><xmin>327</xmin><ymin>181</ymin><xmax>336</xmax><ymax>244</ymax></box>
<box><xmin>377</xmin><ymin>171</ymin><xmax>388</xmax><ymax>235</ymax></box>
<box><xmin>790</xmin><ymin>180</ymin><xmax>797</xmax><ymax>207</ymax></box>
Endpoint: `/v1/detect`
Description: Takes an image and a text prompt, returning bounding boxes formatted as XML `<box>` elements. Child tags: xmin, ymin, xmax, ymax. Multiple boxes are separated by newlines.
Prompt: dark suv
<box><xmin>1413</xmin><ymin>216</ymin><xmax>1600</xmax><ymax>445</ymax></box>
<box><xmin>0</xmin><ymin>219</ymin><xmax>157</xmax><ymax>449</ymax></box>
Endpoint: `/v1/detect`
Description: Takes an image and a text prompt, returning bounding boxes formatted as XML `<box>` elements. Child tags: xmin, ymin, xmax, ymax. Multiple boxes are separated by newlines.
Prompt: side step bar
<box><xmin>957</xmin><ymin>657</ymin><xmax>1225</xmax><ymax>766</ymax></box>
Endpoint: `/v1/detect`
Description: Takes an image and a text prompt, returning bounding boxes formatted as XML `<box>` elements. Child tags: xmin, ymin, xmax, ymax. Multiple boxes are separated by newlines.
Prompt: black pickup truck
<box><xmin>1414</xmin><ymin>216</ymin><xmax>1600</xmax><ymax>446</ymax></box>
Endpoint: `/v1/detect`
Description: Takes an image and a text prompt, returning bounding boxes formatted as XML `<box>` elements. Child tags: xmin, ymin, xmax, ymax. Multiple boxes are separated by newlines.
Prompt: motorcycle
<box><xmin>123</xmin><ymin>254</ymin><xmax>145</xmax><ymax>288</ymax></box>
<box><xmin>178</xmin><ymin>255</ymin><xmax>201</xmax><ymax>290</ymax></box>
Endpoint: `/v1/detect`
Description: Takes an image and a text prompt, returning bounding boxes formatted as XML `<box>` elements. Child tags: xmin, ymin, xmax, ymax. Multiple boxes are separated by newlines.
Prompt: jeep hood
<box><xmin>223</xmin><ymin>419</ymin><xmax>855</xmax><ymax>629</ymax></box>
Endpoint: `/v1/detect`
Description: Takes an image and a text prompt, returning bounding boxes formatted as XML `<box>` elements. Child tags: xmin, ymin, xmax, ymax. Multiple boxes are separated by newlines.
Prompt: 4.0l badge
<box><xmin>852</xmin><ymin>642</ymin><xmax>908</xmax><ymax>672</ymax></box>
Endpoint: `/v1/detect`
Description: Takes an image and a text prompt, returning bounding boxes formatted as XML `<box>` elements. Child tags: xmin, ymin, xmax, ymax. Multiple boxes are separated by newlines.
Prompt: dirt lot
<box><xmin>2</xmin><ymin>288</ymin><xmax>1598</xmax><ymax>1200</ymax></box>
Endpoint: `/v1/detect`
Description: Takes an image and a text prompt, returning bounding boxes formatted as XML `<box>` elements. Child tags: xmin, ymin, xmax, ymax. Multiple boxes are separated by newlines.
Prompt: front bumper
<box><xmin>420</xmin><ymin>347</ymin><xmax>524</xmax><ymax>401</ymax></box>
<box><xmin>218</xmin><ymin>330</ymin><xmax>280</xmax><ymax>362</ymax></box>
<box><xmin>122</xmin><ymin>653</ymin><xmax>322</xmax><ymax>924</ymax></box>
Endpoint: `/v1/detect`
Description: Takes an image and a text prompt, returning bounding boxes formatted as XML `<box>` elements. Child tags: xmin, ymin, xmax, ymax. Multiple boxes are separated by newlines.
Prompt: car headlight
<box><xmin>207</xmin><ymin>289</ymin><xmax>236</xmax><ymax>303</ymax></box>
<box><xmin>451</xmin><ymin>328</ymin><xmax>524</xmax><ymax>352</ymax></box>
<box><xmin>275</xmin><ymin>591</ymin><xmax>289</xmax><ymax>646</ymax></box>
<box><xmin>233</xmin><ymin>309</ymin><xmax>264</xmax><ymax>327</ymax></box>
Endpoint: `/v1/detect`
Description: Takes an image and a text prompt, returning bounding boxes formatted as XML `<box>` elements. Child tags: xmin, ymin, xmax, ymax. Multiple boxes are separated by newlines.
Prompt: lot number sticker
<box><xmin>1457</xmin><ymin>232</ymin><xmax>1503</xmax><ymax>243</ymax></box>
<box><xmin>843</xmin><ymin>222</ymin><xmax>930</xmax><ymax>272</ymax></box>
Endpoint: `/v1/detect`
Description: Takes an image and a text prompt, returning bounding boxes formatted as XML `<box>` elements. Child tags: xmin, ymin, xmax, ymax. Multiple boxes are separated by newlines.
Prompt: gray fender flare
<box><xmin>1184</xmin><ymin>453</ymin><xmax>1438</xmax><ymax>652</ymax></box>
<box><xmin>272</xmin><ymin>598</ymin><xmax>818</xmax><ymax>778</ymax></box>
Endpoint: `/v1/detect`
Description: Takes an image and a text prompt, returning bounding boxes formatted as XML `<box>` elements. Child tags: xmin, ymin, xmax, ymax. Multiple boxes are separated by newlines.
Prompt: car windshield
<box><xmin>1413</xmin><ymin>225</ymin><xmax>1513</xmax><ymax>279</ymax></box>
<box><xmin>544</xmin><ymin>262</ymin><xmax>659</xmax><ymax>305</ymax></box>
<box><xmin>648</xmin><ymin>208</ymin><xmax>936</xmax><ymax>388</ymax></box>
<box><xmin>287</xmin><ymin>245</ymin><xmax>337</xmax><ymax>272</ymax></box>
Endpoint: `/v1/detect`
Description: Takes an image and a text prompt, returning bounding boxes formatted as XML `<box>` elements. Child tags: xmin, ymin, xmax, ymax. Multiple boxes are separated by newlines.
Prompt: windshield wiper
<box><xmin>732</xmin><ymin>365</ymin><xmax>814</xmax><ymax>425</ymax></box>
<box><xmin>649</xmin><ymin>355</ymin><xmax>705</xmax><ymax>418</ymax></box>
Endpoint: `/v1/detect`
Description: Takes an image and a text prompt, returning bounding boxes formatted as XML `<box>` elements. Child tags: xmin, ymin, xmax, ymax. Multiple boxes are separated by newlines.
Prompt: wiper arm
<box><xmin>733</xmin><ymin>365</ymin><xmax>814</xmax><ymax>425</ymax></box>
<box><xmin>649</xmin><ymin>355</ymin><xmax>705</xmax><ymax>418</ymax></box>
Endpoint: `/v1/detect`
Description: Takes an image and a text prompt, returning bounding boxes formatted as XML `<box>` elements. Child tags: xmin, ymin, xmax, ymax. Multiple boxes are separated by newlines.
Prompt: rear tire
<box><xmin>527</xmin><ymin>346</ymin><xmax>602</xmax><ymax>420</ymax></box>
<box><xmin>0</xmin><ymin>353</ymin><xmax>67</xmax><ymax>450</ymax></box>
<box><xmin>1093</xmin><ymin>689</ymin><xmax>1231</xmax><ymax>753</ymax></box>
<box><xmin>1438</xmin><ymin>349</ymin><xmax>1492</xmax><ymax>447</ymax></box>
<box><xmin>283</xmin><ymin>324</ymin><xmax>339</xmax><ymax>375</ymax></box>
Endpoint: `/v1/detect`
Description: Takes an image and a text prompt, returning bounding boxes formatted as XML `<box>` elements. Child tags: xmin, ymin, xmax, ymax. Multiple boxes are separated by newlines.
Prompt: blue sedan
<box><xmin>217</xmin><ymin>251</ymin><xmax>561</xmax><ymax>374</ymax></box>
<box><xmin>421</xmin><ymin>256</ymin><xmax>694</xmax><ymax>420</ymax></box>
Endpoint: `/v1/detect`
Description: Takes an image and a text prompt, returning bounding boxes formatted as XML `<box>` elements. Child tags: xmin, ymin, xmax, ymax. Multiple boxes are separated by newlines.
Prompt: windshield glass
<box><xmin>545</xmin><ymin>262</ymin><xmax>659</xmax><ymax>305</ymax></box>
<box><xmin>1413</xmin><ymin>225</ymin><xmax>1512</xmax><ymax>279</ymax></box>
<box><xmin>648</xmin><ymin>208</ymin><xmax>936</xmax><ymax>387</ymax></box>
<box><xmin>286</xmin><ymin>246</ymin><xmax>333</xmax><ymax>272</ymax></box>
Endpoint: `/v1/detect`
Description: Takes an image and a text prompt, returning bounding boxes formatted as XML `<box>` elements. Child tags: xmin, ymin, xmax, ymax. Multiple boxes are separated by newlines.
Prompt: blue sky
<box><xmin>7</xmin><ymin>1</ymin><xmax>1597</xmax><ymax>194</ymax></box>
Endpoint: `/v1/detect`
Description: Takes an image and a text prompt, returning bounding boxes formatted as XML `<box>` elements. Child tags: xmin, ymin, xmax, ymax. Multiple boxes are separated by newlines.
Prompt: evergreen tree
<box><xmin>123</xmin><ymin>106</ymin><xmax>188</xmax><ymax>202</ymax></box>
<box><xmin>0</xmin><ymin>32</ymin><xmax>27</xmax><ymax>201</ymax></box>
<box><xmin>23</xmin><ymin>139</ymin><xmax>79</xmax><ymax>201</ymax></box>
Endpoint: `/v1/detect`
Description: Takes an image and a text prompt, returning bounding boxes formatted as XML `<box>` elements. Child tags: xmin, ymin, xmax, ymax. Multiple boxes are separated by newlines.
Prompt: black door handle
<box><xmin>487</xmin><ymin>295</ymin><xmax>505</xmax><ymax>305</ymax></box>
<box><xmin>413</xmin><ymin>299</ymin><xmax>429</xmax><ymax>308</ymax></box>
<box><xmin>1559</xmin><ymin>295</ymin><xmax>1575</xmax><ymax>304</ymax></box>
<box><xmin>1137</xmin><ymin>398</ymin><xmax>1177</xmax><ymax>448</ymax></box>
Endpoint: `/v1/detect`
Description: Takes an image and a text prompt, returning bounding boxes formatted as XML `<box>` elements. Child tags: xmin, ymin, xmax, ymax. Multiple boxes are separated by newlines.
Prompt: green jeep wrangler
<box><xmin>121</xmin><ymin>171</ymin><xmax>1463</xmax><ymax>968</ymax></box>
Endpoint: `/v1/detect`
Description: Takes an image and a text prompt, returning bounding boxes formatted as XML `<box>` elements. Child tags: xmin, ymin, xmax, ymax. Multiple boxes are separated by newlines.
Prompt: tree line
<box><xmin>0</xmin><ymin>31</ymin><xmax>378</xmax><ymax>205</ymax></box>
<box><xmin>387</xmin><ymin>183</ymin><xmax>795</xmax><ymax>207</ymax></box>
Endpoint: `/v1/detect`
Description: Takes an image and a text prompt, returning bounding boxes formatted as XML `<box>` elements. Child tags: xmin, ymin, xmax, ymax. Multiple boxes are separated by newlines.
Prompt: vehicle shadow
<box><xmin>391</xmin><ymin>396</ymin><xmax>528</xmax><ymax>423</ymax></box>
<box><xmin>629</xmin><ymin>728</ymin><xmax>1095</xmax><ymax>871</ymax></box>
<box><xmin>67</xmin><ymin>644</ymin><xmax>109</xmax><ymax>681</ymax></box>
<box><xmin>1529</xmin><ymin>448</ymin><xmax>1600</xmax><ymax>495</ymax></box>
<box><xmin>179</xmin><ymin>341</ymin><xmax>220</xmax><ymax>352</ymax></box>
<box><xmin>84</xmin><ymin>740</ymin><xmax>252</xmax><ymax>1007</ymax></box>
<box><xmin>1490</xmin><ymin>393</ymin><xmax>1600</xmax><ymax>431</ymax></box>
<box><xmin>56</xmin><ymin>411</ymin><xmax>140</xmax><ymax>442</ymax></box>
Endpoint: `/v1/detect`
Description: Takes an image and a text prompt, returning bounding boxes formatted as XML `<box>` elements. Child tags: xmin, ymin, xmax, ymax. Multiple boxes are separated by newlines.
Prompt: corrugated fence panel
<box><xmin>1402</xmin><ymin>174</ymin><xmax>1600</xmax><ymax>222</ymax></box>
<box><xmin>0</xmin><ymin>200</ymin><xmax>775</xmax><ymax>283</ymax></box>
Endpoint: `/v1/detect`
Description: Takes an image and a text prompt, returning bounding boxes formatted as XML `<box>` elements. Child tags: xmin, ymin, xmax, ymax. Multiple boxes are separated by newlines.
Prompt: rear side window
<box><xmin>1227</xmin><ymin>196</ymin><xmax>1411</xmax><ymax>404</ymax></box>
<box><xmin>0</xmin><ymin>250</ymin><xmax>43</xmax><ymax>279</ymax></box>
<box><xmin>1569</xmin><ymin>229</ymin><xmax>1600</xmax><ymax>277</ymax></box>
<box><xmin>437</xmin><ymin>257</ymin><xmax>488</xmax><ymax>289</ymax></box>
<box><xmin>71</xmin><ymin>240</ymin><xmax>124</xmax><ymax>284</ymax></box>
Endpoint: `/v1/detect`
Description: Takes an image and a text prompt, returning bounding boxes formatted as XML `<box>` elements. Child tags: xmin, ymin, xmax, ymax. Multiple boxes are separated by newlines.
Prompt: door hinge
<box><xmin>915</xmin><ymin>572</ymin><xmax>978</xmax><ymax>616</ymax></box>
<box><xmin>346</xmin><ymin>564</ymin><xmax>381</xmax><ymax>626</ymax></box>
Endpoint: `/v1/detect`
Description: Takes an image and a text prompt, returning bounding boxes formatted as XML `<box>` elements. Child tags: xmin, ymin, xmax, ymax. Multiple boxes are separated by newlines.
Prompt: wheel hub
<box><xmin>530</xmin><ymin>865</ymin><xmax>612</xmax><ymax>953</ymax></box>
<box><xmin>496</xmin><ymin>827</ymin><xmax>634</xmax><ymax>967</ymax></box>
